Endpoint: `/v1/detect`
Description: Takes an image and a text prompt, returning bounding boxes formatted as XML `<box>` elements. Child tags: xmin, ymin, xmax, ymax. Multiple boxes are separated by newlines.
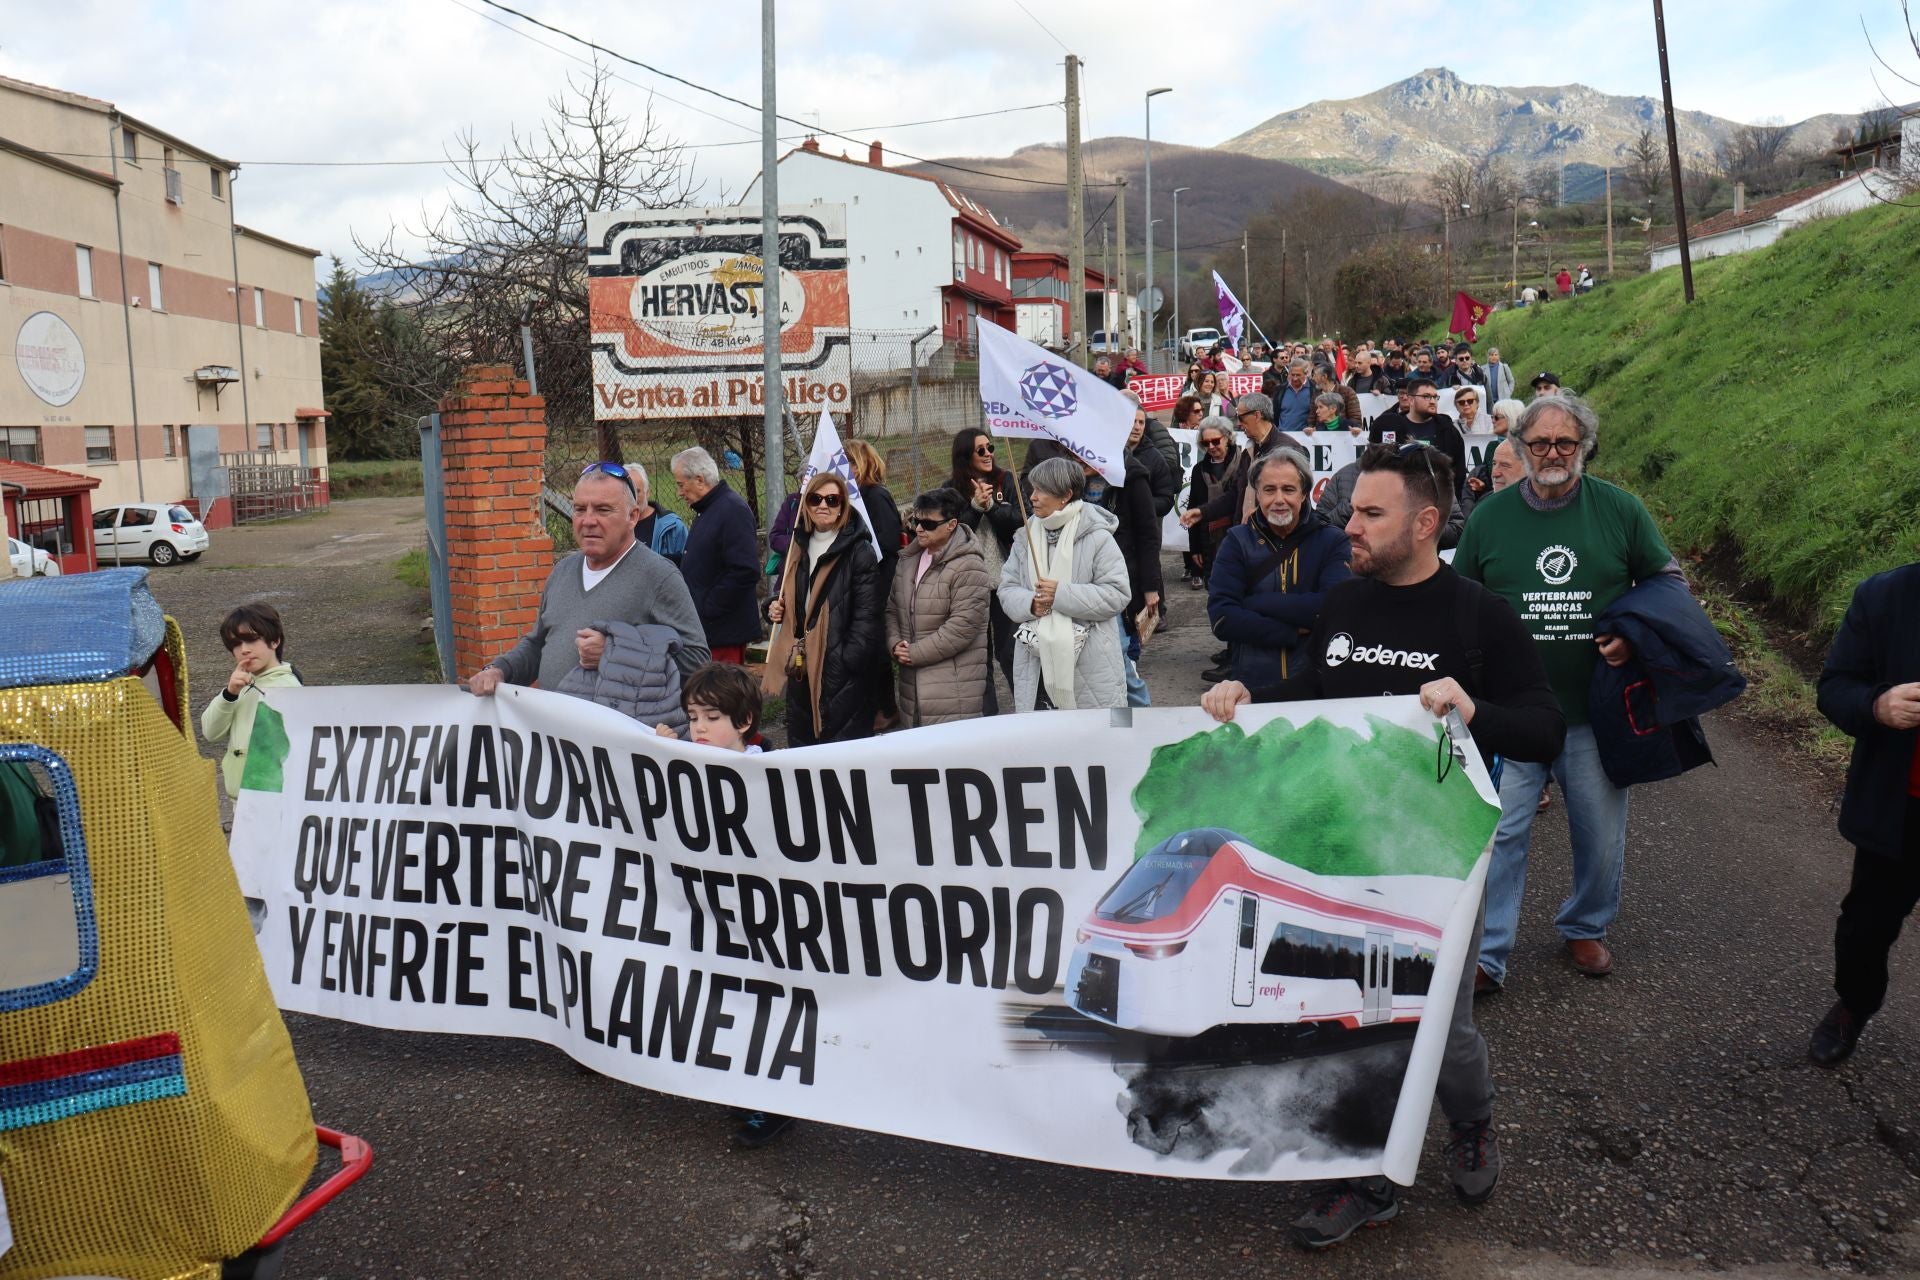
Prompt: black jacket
<box><xmin>682</xmin><ymin>479</ymin><xmax>763</xmax><ymax>647</ymax></box>
<box><xmin>1134</xmin><ymin>439</ymin><xmax>1178</xmax><ymax>518</ymax></box>
<box><xmin>1589</xmin><ymin>575</ymin><xmax>1747</xmax><ymax>788</ymax></box>
<box><xmin>1090</xmin><ymin>451</ymin><xmax>1162</xmax><ymax>621</ymax></box>
<box><xmin>1141</xmin><ymin>417</ymin><xmax>1182</xmax><ymax>488</ymax></box>
<box><xmin>1818</xmin><ymin>563</ymin><xmax>1920</xmax><ymax>861</ymax></box>
<box><xmin>784</xmin><ymin>516</ymin><xmax>884</xmax><ymax>745</ymax></box>
<box><xmin>954</xmin><ymin>465</ymin><xmax>1022</xmax><ymax>559</ymax></box>
<box><xmin>861</xmin><ymin>481</ymin><xmax>903</xmax><ymax>603</ymax></box>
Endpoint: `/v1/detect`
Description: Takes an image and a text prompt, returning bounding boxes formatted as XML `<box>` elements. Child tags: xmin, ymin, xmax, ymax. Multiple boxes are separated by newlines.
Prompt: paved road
<box><xmin>149</xmin><ymin>520</ymin><xmax>1918</xmax><ymax>1276</ymax></box>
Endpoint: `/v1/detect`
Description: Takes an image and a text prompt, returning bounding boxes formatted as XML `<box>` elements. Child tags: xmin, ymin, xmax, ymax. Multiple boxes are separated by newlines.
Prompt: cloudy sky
<box><xmin>4</xmin><ymin>0</ymin><xmax>1911</xmax><ymax>278</ymax></box>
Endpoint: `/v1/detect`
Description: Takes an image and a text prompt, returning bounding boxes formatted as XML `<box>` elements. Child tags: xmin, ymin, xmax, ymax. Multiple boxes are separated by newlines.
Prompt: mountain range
<box><xmin>1220</xmin><ymin>66</ymin><xmax>1871</xmax><ymax>177</ymax></box>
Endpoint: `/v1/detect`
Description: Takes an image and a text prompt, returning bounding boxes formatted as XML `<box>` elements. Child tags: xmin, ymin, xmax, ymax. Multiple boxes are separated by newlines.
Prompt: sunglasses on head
<box><xmin>805</xmin><ymin>492</ymin><xmax>844</xmax><ymax>508</ymax></box>
<box><xmin>581</xmin><ymin>460</ymin><xmax>637</xmax><ymax>498</ymax></box>
<box><xmin>913</xmin><ymin>516</ymin><xmax>951</xmax><ymax>532</ymax></box>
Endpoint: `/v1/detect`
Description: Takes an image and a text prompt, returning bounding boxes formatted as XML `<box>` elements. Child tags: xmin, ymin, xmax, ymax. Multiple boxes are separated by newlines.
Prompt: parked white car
<box><xmin>7</xmin><ymin>536</ymin><xmax>60</xmax><ymax>577</ymax></box>
<box><xmin>92</xmin><ymin>503</ymin><xmax>210</xmax><ymax>567</ymax></box>
<box><xmin>1180</xmin><ymin>327</ymin><xmax>1224</xmax><ymax>360</ymax></box>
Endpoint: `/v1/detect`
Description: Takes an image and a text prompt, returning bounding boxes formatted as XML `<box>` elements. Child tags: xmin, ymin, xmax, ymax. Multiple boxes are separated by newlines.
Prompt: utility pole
<box><xmin>1115</xmin><ymin>175</ymin><xmax>1128</xmax><ymax>348</ymax></box>
<box><xmin>1277</xmin><ymin>227</ymin><xmax>1288</xmax><ymax>345</ymax></box>
<box><xmin>1143</xmin><ymin>87</ymin><xmax>1171</xmax><ymax>372</ymax></box>
<box><xmin>1171</xmin><ymin>187</ymin><xmax>1189</xmax><ymax>355</ymax></box>
<box><xmin>758</xmin><ymin>0</ymin><xmax>784</xmax><ymax>524</ymax></box>
<box><xmin>1510</xmin><ymin>202</ymin><xmax>1521</xmax><ymax>300</ymax></box>
<box><xmin>1302</xmin><ymin>248</ymin><xmax>1314</xmax><ymax>335</ymax></box>
<box><xmin>1652</xmin><ymin>0</ymin><xmax>1695</xmax><ymax>302</ymax></box>
<box><xmin>1065</xmin><ymin>54</ymin><xmax>1088</xmax><ymax>367</ymax></box>
<box><xmin>1101</xmin><ymin>220</ymin><xmax>1112</xmax><ymax>337</ymax></box>
<box><xmin>1605</xmin><ymin>166</ymin><xmax>1616</xmax><ymax>276</ymax></box>
<box><xmin>1241</xmin><ymin>231</ymin><xmax>1251</xmax><ymax>315</ymax></box>
<box><xmin>1443</xmin><ymin>205</ymin><xmax>1453</xmax><ymax>305</ymax></box>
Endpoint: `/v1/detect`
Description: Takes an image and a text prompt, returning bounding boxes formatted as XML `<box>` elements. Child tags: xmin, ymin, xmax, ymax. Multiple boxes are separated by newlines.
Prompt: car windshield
<box><xmin>1094</xmin><ymin>849</ymin><xmax>1212</xmax><ymax>924</ymax></box>
<box><xmin>167</xmin><ymin>506</ymin><xmax>193</xmax><ymax>523</ymax></box>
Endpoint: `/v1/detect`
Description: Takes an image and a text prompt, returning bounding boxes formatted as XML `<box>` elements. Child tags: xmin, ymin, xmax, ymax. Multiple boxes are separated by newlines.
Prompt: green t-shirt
<box><xmin>1454</xmin><ymin>477</ymin><xmax>1672</xmax><ymax>725</ymax></box>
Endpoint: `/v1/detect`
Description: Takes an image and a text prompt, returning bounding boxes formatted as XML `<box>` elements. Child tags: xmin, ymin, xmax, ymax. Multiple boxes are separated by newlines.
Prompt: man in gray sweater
<box><xmin>468</xmin><ymin>465</ymin><xmax>710</xmax><ymax>696</ymax></box>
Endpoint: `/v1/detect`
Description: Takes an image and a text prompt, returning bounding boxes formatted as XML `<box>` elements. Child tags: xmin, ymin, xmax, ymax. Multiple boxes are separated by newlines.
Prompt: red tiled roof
<box><xmin>1650</xmin><ymin>173</ymin><xmax>1863</xmax><ymax>249</ymax></box>
<box><xmin>0</xmin><ymin>459</ymin><xmax>102</xmax><ymax>495</ymax></box>
<box><xmin>779</xmin><ymin>144</ymin><xmax>1023</xmax><ymax>249</ymax></box>
<box><xmin>295</xmin><ymin>406</ymin><xmax>331</xmax><ymax>418</ymax></box>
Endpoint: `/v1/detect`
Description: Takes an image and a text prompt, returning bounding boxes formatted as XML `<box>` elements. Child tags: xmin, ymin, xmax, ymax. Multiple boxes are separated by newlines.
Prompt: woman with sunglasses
<box><xmin>949</xmin><ymin>429</ymin><xmax>1023</xmax><ymax>711</ymax></box>
<box><xmin>885</xmin><ymin>487</ymin><xmax>992</xmax><ymax>726</ymax></box>
<box><xmin>1182</xmin><ymin>415</ymin><xmax>1240</xmax><ymax>590</ymax></box>
<box><xmin>1468</xmin><ymin>397</ymin><xmax>1528</xmax><ymax>498</ymax></box>
<box><xmin>764</xmin><ymin>471</ymin><xmax>883</xmax><ymax>746</ymax></box>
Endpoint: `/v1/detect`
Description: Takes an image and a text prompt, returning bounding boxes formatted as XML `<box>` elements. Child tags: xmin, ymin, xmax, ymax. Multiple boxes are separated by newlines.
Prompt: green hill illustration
<box><xmin>1131</xmin><ymin>714</ymin><xmax>1497</xmax><ymax>880</ymax></box>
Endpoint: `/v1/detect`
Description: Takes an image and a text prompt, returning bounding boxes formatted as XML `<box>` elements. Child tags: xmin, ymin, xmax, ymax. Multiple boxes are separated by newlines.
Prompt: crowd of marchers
<box><xmin>446</xmin><ymin>333</ymin><xmax>1920</xmax><ymax>1250</ymax></box>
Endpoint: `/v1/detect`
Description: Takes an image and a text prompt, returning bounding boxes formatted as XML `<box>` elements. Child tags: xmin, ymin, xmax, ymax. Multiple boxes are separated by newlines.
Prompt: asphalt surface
<box><xmin>144</xmin><ymin>507</ymin><xmax>1918</xmax><ymax>1278</ymax></box>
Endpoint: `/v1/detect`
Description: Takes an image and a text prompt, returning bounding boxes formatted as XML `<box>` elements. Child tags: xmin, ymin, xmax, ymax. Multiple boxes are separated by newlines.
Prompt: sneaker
<box><xmin>1289</xmin><ymin>1179</ymin><xmax>1400</xmax><ymax>1249</ymax></box>
<box><xmin>1444</xmin><ymin>1118</ymin><xmax>1502</xmax><ymax>1203</ymax></box>
<box><xmin>732</xmin><ymin>1111</ymin><xmax>796</xmax><ymax>1148</ymax></box>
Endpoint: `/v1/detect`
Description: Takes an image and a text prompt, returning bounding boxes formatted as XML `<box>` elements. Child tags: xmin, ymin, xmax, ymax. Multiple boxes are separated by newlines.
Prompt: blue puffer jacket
<box><xmin>1589</xmin><ymin>574</ymin><xmax>1747</xmax><ymax>787</ymax></box>
<box><xmin>1207</xmin><ymin>508</ymin><xmax>1352</xmax><ymax>688</ymax></box>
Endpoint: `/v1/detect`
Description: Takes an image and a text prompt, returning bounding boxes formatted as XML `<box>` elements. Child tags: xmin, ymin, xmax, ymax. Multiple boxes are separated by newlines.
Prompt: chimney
<box><xmin>1734</xmin><ymin>181</ymin><xmax>1746</xmax><ymax>214</ymax></box>
<box><xmin>800</xmin><ymin>135</ymin><xmax>820</xmax><ymax>152</ymax></box>
<box><xmin>868</xmin><ymin>140</ymin><xmax>883</xmax><ymax>167</ymax></box>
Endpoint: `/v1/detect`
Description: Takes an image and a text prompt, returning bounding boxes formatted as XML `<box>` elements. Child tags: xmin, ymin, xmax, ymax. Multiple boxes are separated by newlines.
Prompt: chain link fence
<box><xmin>540</xmin><ymin>328</ymin><xmax>1040</xmax><ymax>550</ymax></box>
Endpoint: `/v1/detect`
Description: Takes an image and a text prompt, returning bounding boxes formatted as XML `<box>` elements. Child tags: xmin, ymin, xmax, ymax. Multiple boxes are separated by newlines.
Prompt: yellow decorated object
<box><xmin>1</xmin><ymin>584</ymin><xmax>317</xmax><ymax>1280</ymax></box>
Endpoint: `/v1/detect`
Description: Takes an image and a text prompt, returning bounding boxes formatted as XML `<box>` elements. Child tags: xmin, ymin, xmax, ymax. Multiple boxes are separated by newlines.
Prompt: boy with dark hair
<box><xmin>201</xmin><ymin>603</ymin><xmax>302</xmax><ymax>799</ymax></box>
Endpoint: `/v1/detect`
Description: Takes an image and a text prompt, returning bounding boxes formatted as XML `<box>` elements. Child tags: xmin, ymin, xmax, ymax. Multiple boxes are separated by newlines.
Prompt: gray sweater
<box><xmin>490</xmin><ymin>545</ymin><xmax>711</xmax><ymax>691</ymax></box>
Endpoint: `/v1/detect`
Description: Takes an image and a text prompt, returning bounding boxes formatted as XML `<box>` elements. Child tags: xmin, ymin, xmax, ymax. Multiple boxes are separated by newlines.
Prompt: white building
<box><xmin>1649</xmin><ymin>170</ymin><xmax>1902</xmax><ymax>271</ymax></box>
<box><xmin>742</xmin><ymin>140</ymin><xmax>1021</xmax><ymax>368</ymax></box>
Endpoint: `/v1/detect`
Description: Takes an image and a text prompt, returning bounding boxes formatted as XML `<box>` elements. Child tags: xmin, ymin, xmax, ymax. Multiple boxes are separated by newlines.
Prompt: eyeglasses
<box><xmin>805</xmin><ymin>492</ymin><xmax>844</xmax><ymax>508</ymax></box>
<box><xmin>973</xmin><ymin>443</ymin><xmax>995</xmax><ymax>456</ymax></box>
<box><xmin>1523</xmin><ymin>438</ymin><xmax>1582</xmax><ymax>458</ymax></box>
<box><xmin>1236</xmin><ymin>410</ymin><xmax>1258</xmax><ymax>420</ymax></box>
<box><xmin>1202</xmin><ymin>436</ymin><xmax>1226</xmax><ymax>448</ymax></box>
<box><xmin>581</xmin><ymin>460</ymin><xmax>637</xmax><ymax>499</ymax></box>
<box><xmin>1414</xmin><ymin>393</ymin><xmax>1440</xmax><ymax>401</ymax></box>
<box><xmin>913</xmin><ymin>516</ymin><xmax>951</xmax><ymax>532</ymax></box>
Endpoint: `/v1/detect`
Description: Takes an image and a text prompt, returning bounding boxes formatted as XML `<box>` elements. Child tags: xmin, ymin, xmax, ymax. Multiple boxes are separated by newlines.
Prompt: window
<box><xmin>1092</xmin><ymin>848</ymin><xmax>1212</xmax><ymax>924</ymax></box>
<box><xmin>279</xmin><ymin>424</ymin><xmax>290</xmax><ymax>450</ymax></box>
<box><xmin>121</xmin><ymin>126</ymin><xmax>138</xmax><ymax>164</ymax></box>
<box><xmin>167</xmin><ymin>505</ymin><xmax>193</xmax><ymax>524</ymax></box>
<box><xmin>162</xmin><ymin>425</ymin><xmax>176</xmax><ymax>457</ymax></box>
<box><xmin>76</xmin><ymin>246</ymin><xmax>94</xmax><ymax>298</ymax></box>
<box><xmin>952</xmin><ymin>231</ymin><xmax>964</xmax><ymax>278</ymax></box>
<box><xmin>85</xmin><ymin>426</ymin><xmax>116</xmax><ymax>462</ymax></box>
<box><xmin>210</xmin><ymin>167</ymin><xmax>224</xmax><ymax>199</ymax></box>
<box><xmin>3</xmin><ymin>427</ymin><xmax>41</xmax><ymax>463</ymax></box>
<box><xmin>253</xmin><ymin>287</ymin><xmax>264</xmax><ymax>327</ymax></box>
<box><xmin>21</xmin><ymin>496</ymin><xmax>77</xmax><ymax>553</ymax></box>
<box><xmin>0</xmin><ymin>224</ymin><xmax>7</xmax><ymax>281</ymax></box>
<box><xmin>147</xmin><ymin>263</ymin><xmax>164</xmax><ymax>311</ymax></box>
<box><xmin>0</xmin><ymin>746</ymin><xmax>98</xmax><ymax>1011</ymax></box>
<box><xmin>256</xmin><ymin>423</ymin><xmax>274</xmax><ymax>450</ymax></box>
<box><xmin>293</xmin><ymin>298</ymin><xmax>303</xmax><ymax>335</ymax></box>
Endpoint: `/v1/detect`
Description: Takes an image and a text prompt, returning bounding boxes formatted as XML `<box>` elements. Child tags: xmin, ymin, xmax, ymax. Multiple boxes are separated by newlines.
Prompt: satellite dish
<box><xmin>1137</xmin><ymin>285</ymin><xmax>1165</xmax><ymax>316</ymax></box>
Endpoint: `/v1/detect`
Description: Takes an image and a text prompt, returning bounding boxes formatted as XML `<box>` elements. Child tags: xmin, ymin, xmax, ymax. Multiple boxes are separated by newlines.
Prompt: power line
<box><xmin>1008</xmin><ymin>0</ymin><xmax>1071</xmax><ymax>52</ymax></box>
<box><xmin>467</xmin><ymin>0</ymin><xmax>1102</xmax><ymax>189</ymax></box>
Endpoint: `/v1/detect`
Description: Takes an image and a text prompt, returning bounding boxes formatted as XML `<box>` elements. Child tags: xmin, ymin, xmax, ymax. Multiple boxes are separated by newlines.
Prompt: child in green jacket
<box><xmin>200</xmin><ymin>602</ymin><xmax>302</xmax><ymax>798</ymax></box>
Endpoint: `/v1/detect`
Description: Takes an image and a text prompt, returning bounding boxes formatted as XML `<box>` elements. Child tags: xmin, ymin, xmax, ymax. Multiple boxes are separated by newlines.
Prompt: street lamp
<box><xmin>1171</xmin><ymin>186</ymin><xmax>1190</xmax><ymax>356</ymax></box>
<box><xmin>1147</xmin><ymin>219</ymin><xmax>1164</xmax><ymax>356</ymax></box>
<box><xmin>1143</xmin><ymin>86</ymin><xmax>1171</xmax><ymax>373</ymax></box>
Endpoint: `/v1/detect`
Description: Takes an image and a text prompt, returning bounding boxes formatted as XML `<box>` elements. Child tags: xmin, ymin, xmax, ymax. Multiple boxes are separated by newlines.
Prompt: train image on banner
<box><xmin>1065</xmin><ymin>828</ymin><xmax>1443</xmax><ymax>1039</ymax></box>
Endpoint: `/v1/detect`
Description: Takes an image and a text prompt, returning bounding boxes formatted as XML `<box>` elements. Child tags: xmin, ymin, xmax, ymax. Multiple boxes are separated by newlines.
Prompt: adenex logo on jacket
<box><xmin>1323</xmin><ymin>632</ymin><xmax>1439</xmax><ymax>671</ymax></box>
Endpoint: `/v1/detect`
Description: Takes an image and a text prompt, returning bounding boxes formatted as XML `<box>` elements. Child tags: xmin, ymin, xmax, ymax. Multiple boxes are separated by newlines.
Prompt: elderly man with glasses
<box><xmin>1453</xmin><ymin>395</ymin><xmax>1682</xmax><ymax>988</ymax></box>
<box><xmin>467</xmin><ymin>461</ymin><xmax>711</xmax><ymax>698</ymax></box>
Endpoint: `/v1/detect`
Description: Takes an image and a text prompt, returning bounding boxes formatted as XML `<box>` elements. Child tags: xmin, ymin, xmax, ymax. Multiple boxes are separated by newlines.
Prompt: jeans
<box><xmin>1121</xmin><ymin>621</ymin><xmax>1150</xmax><ymax>707</ymax></box>
<box><xmin>1478</xmin><ymin>724</ymin><xmax>1628</xmax><ymax>983</ymax></box>
<box><xmin>1437</xmin><ymin>895</ymin><xmax>1494</xmax><ymax>1125</ymax></box>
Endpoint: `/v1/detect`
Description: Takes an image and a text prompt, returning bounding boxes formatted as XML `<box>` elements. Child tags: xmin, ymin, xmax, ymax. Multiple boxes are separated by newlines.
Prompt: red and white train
<box><xmin>1066</xmin><ymin>828</ymin><xmax>1445</xmax><ymax>1039</ymax></box>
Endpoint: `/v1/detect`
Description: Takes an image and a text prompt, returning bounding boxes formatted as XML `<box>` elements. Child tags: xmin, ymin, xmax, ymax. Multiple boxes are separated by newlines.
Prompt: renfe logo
<box><xmin>1322</xmin><ymin>632</ymin><xmax>1438</xmax><ymax>670</ymax></box>
<box><xmin>1018</xmin><ymin>361</ymin><xmax>1078</xmax><ymax>419</ymax></box>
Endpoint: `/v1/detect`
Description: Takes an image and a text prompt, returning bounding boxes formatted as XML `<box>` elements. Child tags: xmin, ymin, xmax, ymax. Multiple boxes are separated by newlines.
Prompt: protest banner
<box><xmin>1126</xmin><ymin>372</ymin><xmax>1262</xmax><ymax>415</ymax></box>
<box><xmin>588</xmin><ymin>206</ymin><xmax>851</xmax><ymax>420</ymax></box>
<box><xmin>978</xmin><ymin>323</ymin><xmax>1133</xmax><ymax>485</ymax></box>
<box><xmin>229</xmin><ymin>688</ymin><xmax>1499</xmax><ymax>1185</ymax></box>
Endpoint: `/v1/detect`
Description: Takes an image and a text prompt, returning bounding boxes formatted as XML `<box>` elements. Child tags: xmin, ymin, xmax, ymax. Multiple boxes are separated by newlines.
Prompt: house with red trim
<box><xmin>1</xmin><ymin>458</ymin><xmax>100</xmax><ymax>574</ymax></box>
<box><xmin>743</xmin><ymin>140</ymin><xmax>1022</xmax><ymax>363</ymax></box>
<box><xmin>1648</xmin><ymin>169</ymin><xmax>1904</xmax><ymax>272</ymax></box>
<box><xmin>1011</xmin><ymin>252</ymin><xmax>1107</xmax><ymax>352</ymax></box>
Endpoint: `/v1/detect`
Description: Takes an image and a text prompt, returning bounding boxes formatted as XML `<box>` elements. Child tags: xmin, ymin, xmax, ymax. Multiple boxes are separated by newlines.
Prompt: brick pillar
<box><xmin>437</xmin><ymin>365</ymin><xmax>555</xmax><ymax>682</ymax></box>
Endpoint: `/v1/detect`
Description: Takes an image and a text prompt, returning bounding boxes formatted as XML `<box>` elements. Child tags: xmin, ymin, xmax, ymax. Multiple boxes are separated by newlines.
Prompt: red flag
<box><xmin>1449</xmin><ymin>291</ymin><xmax>1493</xmax><ymax>343</ymax></box>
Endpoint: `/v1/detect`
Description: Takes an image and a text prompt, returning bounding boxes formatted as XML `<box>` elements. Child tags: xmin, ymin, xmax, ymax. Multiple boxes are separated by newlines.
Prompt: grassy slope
<box><xmin>1460</xmin><ymin>200</ymin><xmax>1920</xmax><ymax>634</ymax></box>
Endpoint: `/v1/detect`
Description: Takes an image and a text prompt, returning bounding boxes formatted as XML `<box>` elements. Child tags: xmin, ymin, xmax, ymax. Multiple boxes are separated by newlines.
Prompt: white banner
<box><xmin>979</xmin><ymin>323</ymin><xmax>1133</xmax><ymax>485</ymax></box>
<box><xmin>230</xmin><ymin>688</ymin><xmax>1498</xmax><ymax>1184</ymax></box>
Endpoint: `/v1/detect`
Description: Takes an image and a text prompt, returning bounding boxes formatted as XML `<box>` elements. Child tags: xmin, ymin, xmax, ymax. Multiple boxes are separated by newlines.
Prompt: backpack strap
<box><xmin>1454</xmin><ymin>572</ymin><xmax>1486</xmax><ymax>698</ymax></box>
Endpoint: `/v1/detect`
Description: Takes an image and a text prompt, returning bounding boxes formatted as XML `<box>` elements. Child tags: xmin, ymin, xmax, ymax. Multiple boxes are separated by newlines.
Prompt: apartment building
<box><xmin>0</xmin><ymin>73</ymin><xmax>326</xmax><ymax>540</ymax></box>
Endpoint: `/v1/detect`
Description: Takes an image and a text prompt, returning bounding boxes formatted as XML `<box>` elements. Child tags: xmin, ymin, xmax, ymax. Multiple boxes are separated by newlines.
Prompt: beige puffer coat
<box><xmin>886</xmin><ymin>523</ymin><xmax>992</xmax><ymax>725</ymax></box>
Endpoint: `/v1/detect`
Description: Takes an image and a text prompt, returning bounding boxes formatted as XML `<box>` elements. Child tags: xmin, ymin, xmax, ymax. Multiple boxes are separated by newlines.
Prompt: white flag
<box><xmin>797</xmin><ymin>410</ymin><xmax>882</xmax><ymax>557</ymax></box>
<box><xmin>976</xmin><ymin>323</ymin><xmax>1133</xmax><ymax>485</ymax></box>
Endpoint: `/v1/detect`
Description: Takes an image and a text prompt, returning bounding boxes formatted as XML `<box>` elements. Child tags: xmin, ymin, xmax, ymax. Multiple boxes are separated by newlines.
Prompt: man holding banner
<box><xmin>1203</xmin><ymin>442</ymin><xmax>1566</xmax><ymax>1248</ymax></box>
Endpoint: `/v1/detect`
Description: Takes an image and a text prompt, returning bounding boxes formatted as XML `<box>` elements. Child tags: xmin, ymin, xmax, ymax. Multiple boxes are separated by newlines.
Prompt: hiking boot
<box><xmin>732</xmin><ymin>1111</ymin><xmax>796</xmax><ymax>1149</ymax></box>
<box><xmin>1212</xmin><ymin>648</ymin><xmax>1231</xmax><ymax>664</ymax></box>
<box><xmin>1201</xmin><ymin>665</ymin><xmax>1231</xmax><ymax>684</ymax></box>
<box><xmin>1809</xmin><ymin>1001</ymin><xmax>1864</xmax><ymax>1068</ymax></box>
<box><xmin>1289</xmin><ymin>1179</ymin><xmax>1400</xmax><ymax>1249</ymax></box>
<box><xmin>1444</xmin><ymin>1118</ymin><xmax>1502</xmax><ymax>1204</ymax></box>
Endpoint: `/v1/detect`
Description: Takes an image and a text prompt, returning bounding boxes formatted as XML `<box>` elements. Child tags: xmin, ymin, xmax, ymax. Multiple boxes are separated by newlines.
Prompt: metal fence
<box><xmin>540</xmin><ymin>328</ymin><xmax>1016</xmax><ymax>547</ymax></box>
<box><xmin>218</xmin><ymin>452</ymin><xmax>330</xmax><ymax>524</ymax></box>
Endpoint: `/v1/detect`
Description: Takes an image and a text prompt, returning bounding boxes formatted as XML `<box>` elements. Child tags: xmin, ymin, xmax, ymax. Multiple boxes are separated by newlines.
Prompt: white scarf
<box><xmin>1031</xmin><ymin>500</ymin><xmax>1083</xmax><ymax>710</ymax></box>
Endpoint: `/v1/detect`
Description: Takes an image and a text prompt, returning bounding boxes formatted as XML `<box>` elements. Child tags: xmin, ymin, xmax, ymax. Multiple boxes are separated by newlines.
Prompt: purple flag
<box><xmin>1213</xmin><ymin>271</ymin><xmax>1246</xmax><ymax>350</ymax></box>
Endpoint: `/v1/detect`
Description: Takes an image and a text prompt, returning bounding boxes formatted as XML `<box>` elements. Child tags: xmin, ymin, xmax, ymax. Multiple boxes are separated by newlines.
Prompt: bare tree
<box><xmin>1716</xmin><ymin>120</ymin><xmax>1798</xmax><ymax>192</ymax></box>
<box><xmin>1857</xmin><ymin>100</ymin><xmax>1900</xmax><ymax>141</ymax></box>
<box><xmin>1525</xmin><ymin>161</ymin><xmax>1563</xmax><ymax>208</ymax></box>
<box><xmin>1630</xmin><ymin>127</ymin><xmax>1668</xmax><ymax>206</ymax></box>
<box><xmin>1427</xmin><ymin>157</ymin><xmax>1478</xmax><ymax>217</ymax></box>
<box><xmin>353</xmin><ymin>63</ymin><xmax>702</xmax><ymax>462</ymax></box>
